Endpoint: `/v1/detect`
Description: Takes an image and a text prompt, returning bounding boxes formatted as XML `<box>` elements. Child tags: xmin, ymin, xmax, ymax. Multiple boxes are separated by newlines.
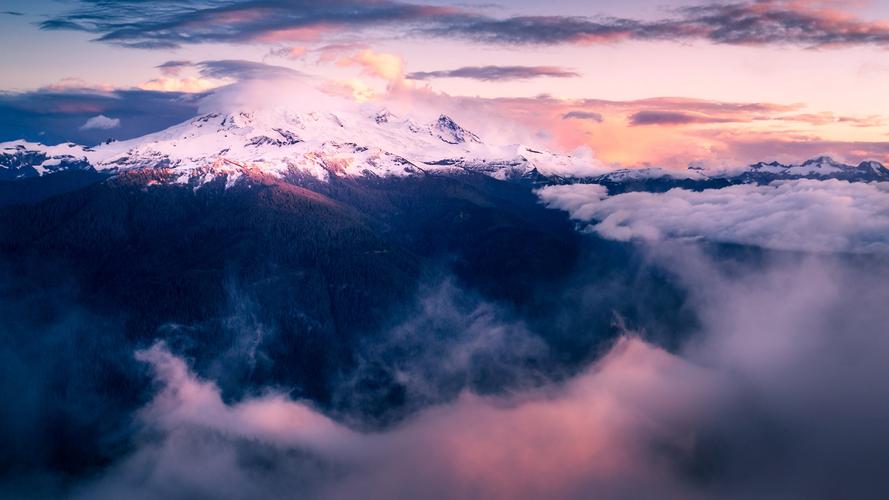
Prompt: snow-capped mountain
<box><xmin>580</xmin><ymin>156</ymin><xmax>889</xmax><ymax>195</ymax></box>
<box><xmin>734</xmin><ymin>156</ymin><xmax>889</xmax><ymax>183</ymax></box>
<box><xmin>0</xmin><ymin>141</ymin><xmax>95</xmax><ymax>180</ymax></box>
<box><xmin>0</xmin><ymin>105</ymin><xmax>601</xmax><ymax>187</ymax></box>
<box><xmin>3</xmin><ymin>98</ymin><xmax>887</xmax><ymax>194</ymax></box>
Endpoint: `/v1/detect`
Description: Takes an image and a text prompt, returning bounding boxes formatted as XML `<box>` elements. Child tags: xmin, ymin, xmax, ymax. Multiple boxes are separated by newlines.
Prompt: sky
<box><xmin>2</xmin><ymin>0</ymin><xmax>889</xmax><ymax>168</ymax></box>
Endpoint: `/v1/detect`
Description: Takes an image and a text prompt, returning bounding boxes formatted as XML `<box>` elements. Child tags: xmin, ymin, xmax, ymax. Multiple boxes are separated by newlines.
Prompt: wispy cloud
<box><xmin>407</xmin><ymin>65</ymin><xmax>579</xmax><ymax>81</ymax></box>
<box><xmin>629</xmin><ymin>110</ymin><xmax>731</xmax><ymax>126</ymax></box>
<box><xmin>156</xmin><ymin>60</ymin><xmax>193</xmax><ymax>77</ymax></box>
<box><xmin>562</xmin><ymin>111</ymin><xmax>603</xmax><ymax>123</ymax></box>
<box><xmin>39</xmin><ymin>0</ymin><xmax>889</xmax><ymax>49</ymax></box>
<box><xmin>39</xmin><ymin>0</ymin><xmax>458</xmax><ymax>49</ymax></box>
<box><xmin>266</xmin><ymin>46</ymin><xmax>308</xmax><ymax>60</ymax></box>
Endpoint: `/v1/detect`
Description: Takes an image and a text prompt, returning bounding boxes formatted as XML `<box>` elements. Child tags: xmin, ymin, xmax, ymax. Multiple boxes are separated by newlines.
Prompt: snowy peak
<box><xmin>858</xmin><ymin>160</ymin><xmax>889</xmax><ymax>176</ymax></box>
<box><xmin>584</xmin><ymin>155</ymin><xmax>889</xmax><ymax>195</ymax></box>
<box><xmin>800</xmin><ymin>155</ymin><xmax>843</xmax><ymax>168</ymax></box>
<box><xmin>595</xmin><ymin>167</ymin><xmax>707</xmax><ymax>183</ymax></box>
<box><xmin>737</xmin><ymin>156</ymin><xmax>888</xmax><ymax>182</ymax></box>
<box><xmin>0</xmin><ymin>141</ymin><xmax>95</xmax><ymax>180</ymax></box>
<box><xmin>432</xmin><ymin>115</ymin><xmax>481</xmax><ymax>145</ymax></box>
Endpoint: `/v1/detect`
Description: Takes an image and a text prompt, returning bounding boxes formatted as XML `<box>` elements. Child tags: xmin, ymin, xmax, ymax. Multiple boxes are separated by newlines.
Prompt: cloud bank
<box><xmin>63</xmin><ymin>247</ymin><xmax>889</xmax><ymax>500</ymax></box>
<box><xmin>538</xmin><ymin>180</ymin><xmax>889</xmax><ymax>253</ymax></box>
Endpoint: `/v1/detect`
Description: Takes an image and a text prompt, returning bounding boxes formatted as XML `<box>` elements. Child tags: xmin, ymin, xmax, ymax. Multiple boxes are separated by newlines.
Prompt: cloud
<box><xmin>620</xmin><ymin>99</ymin><xmax>802</xmax><ymax>127</ymax></box>
<box><xmin>562</xmin><ymin>111</ymin><xmax>603</xmax><ymax>122</ymax></box>
<box><xmin>64</xmin><ymin>248</ymin><xmax>889</xmax><ymax>500</ymax></box>
<box><xmin>0</xmin><ymin>87</ymin><xmax>202</xmax><ymax>144</ymax></box>
<box><xmin>139</xmin><ymin>59</ymin><xmax>301</xmax><ymax>93</ymax></box>
<box><xmin>39</xmin><ymin>0</ymin><xmax>458</xmax><ymax>49</ymax></box>
<box><xmin>710</xmin><ymin>131</ymin><xmax>889</xmax><ymax>164</ymax></box>
<box><xmin>156</xmin><ymin>60</ymin><xmax>193</xmax><ymax>77</ymax></box>
<box><xmin>266</xmin><ymin>46</ymin><xmax>308</xmax><ymax>60</ymax></box>
<box><xmin>331</xmin><ymin>281</ymin><xmax>550</xmax><ymax>416</ymax></box>
<box><xmin>0</xmin><ymin>61</ymin><xmax>300</xmax><ymax>144</ymax></box>
<box><xmin>39</xmin><ymin>0</ymin><xmax>889</xmax><ymax>50</ymax></box>
<box><xmin>79</xmin><ymin>114</ymin><xmax>121</xmax><ymax>130</ymax></box>
<box><xmin>41</xmin><ymin>77</ymin><xmax>116</xmax><ymax>94</ymax></box>
<box><xmin>337</xmin><ymin>49</ymin><xmax>405</xmax><ymax>82</ymax></box>
<box><xmin>137</xmin><ymin>77</ymin><xmax>229</xmax><ymax>94</ymax></box>
<box><xmin>538</xmin><ymin>179</ymin><xmax>889</xmax><ymax>253</ymax></box>
<box><xmin>629</xmin><ymin>110</ymin><xmax>732</xmax><ymax>126</ymax></box>
<box><xmin>407</xmin><ymin>65</ymin><xmax>579</xmax><ymax>81</ymax></box>
<box><xmin>194</xmin><ymin>59</ymin><xmax>304</xmax><ymax>81</ymax></box>
<box><xmin>69</xmin><ymin>336</ymin><xmax>713</xmax><ymax>500</ymax></box>
<box><xmin>429</xmin><ymin>0</ymin><xmax>889</xmax><ymax>48</ymax></box>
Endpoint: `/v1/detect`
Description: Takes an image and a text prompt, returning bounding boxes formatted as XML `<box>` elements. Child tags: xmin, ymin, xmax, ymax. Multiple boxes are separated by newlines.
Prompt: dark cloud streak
<box><xmin>630</xmin><ymin>110</ymin><xmax>731</xmax><ymax>126</ymax></box>
<box><xmin>406</xmin><ymin>65</ymin><xmax>579</xmax><ymax>81</ymax></box>
<box><xmin>562</xmin><ymin>110</ymin><xmax>603</xmax><ymax>122</ymax></box>
<box><xmin>39</xmin><ymin>0</ymin><xmax>889</xmax><ymax>49</ymax></box>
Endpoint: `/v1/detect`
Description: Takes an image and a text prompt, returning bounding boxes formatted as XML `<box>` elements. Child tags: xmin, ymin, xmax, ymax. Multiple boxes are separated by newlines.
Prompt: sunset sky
<box><xmin>3</xmin><ymin>0</ymin><xmax>889</xmax><ymax>167</ymax></box>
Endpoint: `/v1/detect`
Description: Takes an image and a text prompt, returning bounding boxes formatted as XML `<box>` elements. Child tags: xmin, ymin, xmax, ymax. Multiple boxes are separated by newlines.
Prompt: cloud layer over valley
<box><xmin>59</xmin><ymin>246</ymin><xmax>889</xmax><ymax>500</ymax></box>
<box><xmin>539</xmin><ymin>179</ymin><xmax>889</xmax><ymax>253</ymax></box>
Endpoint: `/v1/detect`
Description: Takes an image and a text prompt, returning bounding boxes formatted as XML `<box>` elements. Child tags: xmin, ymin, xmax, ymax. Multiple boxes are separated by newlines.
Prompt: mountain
<box><xmin>0</xmin><ymin>106</ymin><xmax>600</xmax><ymax>192</ymax></box>
<box><xmin>579</xmin><ymin>156</ymin><xmax>889</xmax><ymax>195</ymax></box>
<box><xmin>736</xmin><ymin>156</ymin><xmax>889</xmax><ymax>183</ymax></box>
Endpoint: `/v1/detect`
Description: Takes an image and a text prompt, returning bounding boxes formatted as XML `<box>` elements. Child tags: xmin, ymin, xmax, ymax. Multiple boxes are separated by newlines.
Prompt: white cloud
<box><xmin>72</xmin><ymin>252</ymin><xmax>889</xmax><ymax>500</ymax></box>
<box><xmin>538</xmin><ymin>179</ymin><xmax>889</xmax><ymax>253</ymax></box>
<box><xmin>76</xmin><ymin>338</ymin><xmax>712</xmax><ymax>500</ymax></box>
<box><xmin>138</xmin><ymin>76</ymin><xmax>230</xmax><ymax>93</ymax></box>
<box><xmin>79</xmin><ymin>114</ymin><xmax>121</xmax><ymax>130</ymax></box>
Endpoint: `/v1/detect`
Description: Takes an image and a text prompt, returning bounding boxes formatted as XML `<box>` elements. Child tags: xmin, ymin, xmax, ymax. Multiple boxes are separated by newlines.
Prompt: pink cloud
<box><xmin>337</xmin><ymin>49</ymin><xmax>406</xmax><ymax>83</ymax></box>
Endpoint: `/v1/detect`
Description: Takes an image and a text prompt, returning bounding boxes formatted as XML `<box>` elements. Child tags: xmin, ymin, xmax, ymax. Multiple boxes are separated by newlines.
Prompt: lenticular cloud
<box><xmin>538</xmin><ymin>179</ymin><xmax>889</xmax><ymax>253</ymax></box>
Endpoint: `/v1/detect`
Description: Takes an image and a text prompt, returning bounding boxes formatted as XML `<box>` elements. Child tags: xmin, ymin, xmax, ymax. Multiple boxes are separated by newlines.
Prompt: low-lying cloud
<box><xmin>538</xmin><ymin>179</ymin><xmax>889</xmax><ymax>253</ymax></box>
<box><xmin>64</xmin><ymin>246</ymin><xmax>889</xmax><ymax>500</ymax></box>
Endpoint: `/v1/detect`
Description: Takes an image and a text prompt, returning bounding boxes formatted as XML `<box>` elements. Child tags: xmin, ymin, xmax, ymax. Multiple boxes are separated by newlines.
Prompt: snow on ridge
<box><xmin>1</xmin><ymin>106</ymin><xmax>607</xmax><ymax>185</ymax></box>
